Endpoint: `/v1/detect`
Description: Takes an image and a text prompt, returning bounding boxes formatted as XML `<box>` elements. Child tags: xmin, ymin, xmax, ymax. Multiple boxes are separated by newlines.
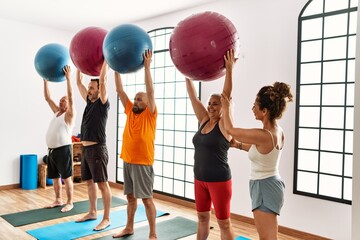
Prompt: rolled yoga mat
<box><xmin>20</xmin><ymin>154</ymin><xmax>38</xmax><ymax>190</ymax></box>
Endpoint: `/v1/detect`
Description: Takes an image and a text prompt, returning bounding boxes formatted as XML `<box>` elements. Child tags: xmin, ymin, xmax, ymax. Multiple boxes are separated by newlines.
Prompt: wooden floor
<box><xmin>0</xmin><ymin>183</ymin><xmax>313</xmax><ymax>240</ymax></box>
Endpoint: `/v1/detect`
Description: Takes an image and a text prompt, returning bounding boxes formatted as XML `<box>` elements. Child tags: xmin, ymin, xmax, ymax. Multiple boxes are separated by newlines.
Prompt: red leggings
<box><xmin>195</xmin><ymin>179</ymin><xmax>232</xmax><ymax>220</ymax></box>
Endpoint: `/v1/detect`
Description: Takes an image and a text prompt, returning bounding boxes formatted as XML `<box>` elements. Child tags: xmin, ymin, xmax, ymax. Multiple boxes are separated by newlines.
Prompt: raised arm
<box><xmin>43</xmin><ymin>79</ymin><xmax>59</xmax><ymax>113</ymax></box>
<box><xmin>114</xmin><ymin>71</ymin><xmax>129</xmax><ymax>108</ymax></box>
<box><xmin>222</xmin><ymin>49</ymin><xmax>236</xmax><ymax>98</ymax></box>
<box><xmin>186</xmin><ymin>78</ymin><xmax>208</xmax><ymax>123</ymax></box>
<box><xmin>76</xmin><ymin>69</ymin><xmax>88</xmax><ymax>101</ymax></box>
<box><xmin>99</xmin><ymin>61</ymin><xmax>108</xmax><ymax>104</ymax></box>
<box><xmin>63</xmin><ymin>65</ymin><xmax>75</xmax><ymax>127</ymax></box>
<box><xmin>143</xmin><ymin>49</ymin><xmax>156</xmax><ymax>114</ymax></box>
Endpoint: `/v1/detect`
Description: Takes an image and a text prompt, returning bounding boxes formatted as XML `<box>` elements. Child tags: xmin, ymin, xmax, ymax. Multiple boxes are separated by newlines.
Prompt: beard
<box><xmin>132</xmin><ymin>105</ymin><xmax>145</xmax><ymax>114</ymax></box>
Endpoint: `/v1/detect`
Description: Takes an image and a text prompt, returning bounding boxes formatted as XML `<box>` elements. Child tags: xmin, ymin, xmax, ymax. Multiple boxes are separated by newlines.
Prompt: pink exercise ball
<box><xmin>169</xmin><ymin>11</ymin><xmax>240</xmax><ymax>81</ymax></box>
<box><xmin>70</xmin><ymin>26</ymin><xmax>108</xmax><ymax>76</ymax></box>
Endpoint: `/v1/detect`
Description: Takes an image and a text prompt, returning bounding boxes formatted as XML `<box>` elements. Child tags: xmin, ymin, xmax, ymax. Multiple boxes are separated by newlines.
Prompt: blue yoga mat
<box><xmin>27</xmin><ymin>205</ymin><xmax>169</xmax><ymax>240</ymax></box>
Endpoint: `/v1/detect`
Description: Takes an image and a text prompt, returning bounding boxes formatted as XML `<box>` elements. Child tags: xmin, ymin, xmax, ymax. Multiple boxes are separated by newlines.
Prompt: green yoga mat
<box><xmin>1</xmin><ymin>196</ymin><xmax>127</xmax><ymax>227</ymax></box>
<box><xmin>94</xmin><ymin>216</ymin><xmax>197</xmax><ymax>240</ymax></box>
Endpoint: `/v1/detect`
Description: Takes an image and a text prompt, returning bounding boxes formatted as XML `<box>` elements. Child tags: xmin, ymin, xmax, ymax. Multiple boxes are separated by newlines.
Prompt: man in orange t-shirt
<box><xmin>112</xmin><ymin>50</ymin><xmax>158</xmax><ymax>240</ymax></box>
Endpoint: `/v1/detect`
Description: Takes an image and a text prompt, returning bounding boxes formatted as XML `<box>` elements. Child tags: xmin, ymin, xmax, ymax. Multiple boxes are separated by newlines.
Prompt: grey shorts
<box><xmin>123</xmin><ymin>162</ymin><xmax>154</xmax><ymax>199</ymax></box>
<box><xmin>249</xmin><ymin>176</ymin><xmax>285</xmax><ymax>215</ymax></box>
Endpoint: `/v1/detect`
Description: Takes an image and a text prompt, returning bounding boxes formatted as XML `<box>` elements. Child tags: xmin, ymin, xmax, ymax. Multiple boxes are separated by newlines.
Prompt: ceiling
<box><xmin>0</xmin><ymin>0</ymin><xmax>222</xmax><ymax>32</ymax></box>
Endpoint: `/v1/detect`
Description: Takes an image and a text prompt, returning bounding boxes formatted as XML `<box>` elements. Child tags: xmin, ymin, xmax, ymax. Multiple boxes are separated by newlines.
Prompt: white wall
<box><xmin>0</xmin><ymin>0</ymin><xmax>355</xmax><ymax>239</ymax></box>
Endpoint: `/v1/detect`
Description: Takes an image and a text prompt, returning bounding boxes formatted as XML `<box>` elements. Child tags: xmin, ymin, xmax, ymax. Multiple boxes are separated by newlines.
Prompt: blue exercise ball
<box><xmin>103</xmin><ymin>24</ymin><xmax>152</xmax><ymax>74</ymax></box>
<box><xmin>34</xmin><ymin>43</ymin><xmax>70</xmax><ymax>82</ymax></box>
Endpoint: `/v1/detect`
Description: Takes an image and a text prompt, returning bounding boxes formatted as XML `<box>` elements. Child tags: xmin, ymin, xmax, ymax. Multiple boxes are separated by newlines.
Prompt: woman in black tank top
<box><xmin>186</xmin><ymin>49</ymin><xmax>237</xmax><ymax>240</ymax></box>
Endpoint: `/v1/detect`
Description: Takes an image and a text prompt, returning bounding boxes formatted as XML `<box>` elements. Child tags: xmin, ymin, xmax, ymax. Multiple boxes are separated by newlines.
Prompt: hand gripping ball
<box><xmin>169</xmin><ymin>11</ymin><xmax>240</xmax><ymax>81</ymax></box>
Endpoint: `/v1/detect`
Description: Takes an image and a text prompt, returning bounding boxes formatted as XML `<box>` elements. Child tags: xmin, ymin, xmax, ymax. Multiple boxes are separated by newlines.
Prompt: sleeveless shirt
<box><xmin>46</xmin><ymin>112</ymin><xmax>72</xmax><ymax>148</ymax></box>
<box><xmin>80</xmin><ymin>98</ymin><xmax>109</xmax><ymax>144</ymax></box>
<box><xmin>192</xmin><ymin>120</ymin><xmax>231</xmax><ymax>182</ymax></box>
<box><xmin>248</xmin><ymin>130</ymin><xmax>282</xmax><ymax>180</ymax></box>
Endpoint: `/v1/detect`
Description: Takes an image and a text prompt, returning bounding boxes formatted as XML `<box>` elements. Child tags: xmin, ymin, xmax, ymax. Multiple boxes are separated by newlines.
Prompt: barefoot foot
<box><xmin>112</xmin><ymin>229</ymin><xmax>134</xmax><ymax>238</ymax></box>
<box><xmin>75</xmin><ymin>213</ymin><xmax>97</xmax><ymax>222</ymax></box>
<box><xmin>93</xmin><ymin>219</ymin><xmax>111</xmax><ymax>231</ymax></box>
<box><xmin>61</xmin><ymin>203</ymin><xmax>73</xmax><ymax>212</ymax></box>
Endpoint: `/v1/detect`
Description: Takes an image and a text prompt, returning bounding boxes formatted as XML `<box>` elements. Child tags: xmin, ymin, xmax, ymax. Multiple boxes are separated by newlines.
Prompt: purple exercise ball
<box><xmin>169</xmin><ymin>11</ymin><xmax>240</xmax><ymax>81</ymax></box>
<box><xmin>70</xmin><ymin>26</ymin><xmax>108</xmax><ymax>76</ymax></box>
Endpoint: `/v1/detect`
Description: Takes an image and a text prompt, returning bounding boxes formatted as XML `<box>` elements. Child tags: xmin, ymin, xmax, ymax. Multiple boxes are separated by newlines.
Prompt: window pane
<box><xmin>348</xmin><ymin>35</ymin><xmax>356</xmax><ymax>58</ymax></box>
<box><xmin>320</xmin><ymin>152</ymin><xmax>343</xmax><ymax>175</ymax></box>
<box><xmin>349</xmin><ymin>11</ymin><xmax>358</xmax><ymax>34</ymax></box>
<box><xmin>163</xmin><ymin>162</ymin><xmax>174</xmax><ymax>178</ymax></box>
<box><xmin>346</xmin><ymin>83</ymin><xmax>354</xmax><ymax>105</ymax></box>
<box><xmin>163</xmin><ymin>178</ymin><xmax>174</xmax><ymax>194</ymax></box>
<box><xmin>185</xmin><ymin>182</ymin><xmax>194</xmax><ymax>199</ymax></box>
<box><xmin>323</xmin><ymin>37</ymin><xmax>347</xmax><ymax>60</ymax></box>
<box><xmin>154</xmin><ymin>159</ymin><xmax>163</xmax><ymax>175</ymax></box>
<box><xmin>344</xmin><ymin>154</ymin><xmax>353</xmax><ymax>177</ymax></box>
<box><xmin>323</xmin><ymin>60</ymin><xmax>346</xmax><ymax>83</ymax></box>
<box><xmin>346</xmin><ymin>107</ymin><xmax>354</xmax><ymax>129</ymax></box>
<box><xmin>345</xmin><ymin>131</ymin><xmax>353</xmax><ymax>153</ymax></box>
<box><xmin>302</xmin><ymin>0</ymin><xmax>323</xmax><ymax>17</ymax></box>
<box><xmin>174</xmin><ymin>115</ymin><xmax>186</xmax><ymax>131</ymax></box>
<box><xmin>154</xmin><ymin>176</ymin><xmax>163</xmax><ymax>191</ymax></box>
<box><xmin>297</xmin><ymin>171</ymin><xmax>318</xmax><ymax>194</ymax></box>
<box><xmin>174</xmin><ymin>131</ymin><xmax>186</xmax><ymax>147</ymax></box>
<box><xmin>302</xmin><ymin>18</ymin><xmax>323</xmax><ymax>40</ymax></box>
<box><xmin>324</xmin><ymin>0</ymin><xmax>349</xmax><ymax>12</ymax></box>
<box><xmin>298</xmin><ymin>128</ymin><xmax>319</xmax><ymax>149</ymax></box>
<box><xmin>298</xmin><ymin>150</ymin><xmax>319</xmax><ymax>171</ymax></box>
<box><xmin>300</xmin><ymin>85</ymin><xmax>321</xmax><ymax>105</ymax></box>
<box><xmin>348</xmin><ymin>60</ymin><xmax>355</xmax><ymax>82</ymax></box>
<box><xmin>301</xmin><ymin>63</ymin><xmax>321</xmax><ymax>84</ymax></box>
<box><xmin>301</xmin><ymin>40</ymin><xmax>322</xmax><ymax>62</ymax></box>
<box><xmin>299</xmin><ymin>107</ymin><xmax>320</xmax><ymax>127</ymax></box>
<box><xmin>174</xmin><ymin>180</ymin><xmax>185</xmax><ymax>197</ymax></box>
<box><xmin>164</xmin><ymin>140</ymin><xmax>174</xmax><ymax>156</ymax></box>
<box><xmin>344</xmin><ymin>178</ymin><xmax>352</xmax><ymax>201</ymax></box>
<box><xmin>324</xmin><ymin>13</ymin><xmax>348</xmax><ymax>37</ymax></box>
<box><xmin>320</xmin><ymin>129</ymin><xmax>343</xmax><ymax>152</ymax></box>
<box><xmin>175</xmin><ymin>99</ymin><xmax>187</xmax><ymax>114</ymax></box>
<box><xmin>164</xmin><ymin>115</ymin><xmax>174</xmax><ymax>130</ymax></box>
<box><xmin>154</xmin><ymin>51</ymin><xmax>165</xmax><ymax>68</ymax></box>
<box><xmin>155</xmin><ymin>145</ymin><xmax>163</xmax><ymax>161</ymax></box>
<box><xmin>321</xmin><ymin>107</ymin><xmax>344</xmax><ymax>128</ymax></box>
<box><xmin>319</xmin><ymin>174</ymin><xmax>342</xmax><ymax>198</ymax></box>
<box><xmin>322</xmin><ymin>84</ymin><xmax>345</xmax><ymax>105</ymax></box>
<box><xmin>174</xmin><ymin>164</ymin><xmax>185</xmax><ymax>180</ymax></box>
<box><xmin>174</xmin><ymin>148</ymin><xmax>185</xmax><ymax>164</ymax></box>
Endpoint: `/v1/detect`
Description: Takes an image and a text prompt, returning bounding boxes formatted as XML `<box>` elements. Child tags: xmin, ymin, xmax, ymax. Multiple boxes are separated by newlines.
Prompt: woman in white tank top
<box><xmin>221</xmin><ymin>82</ymin><xmax>293</xmax><ymax>240</ymax></box>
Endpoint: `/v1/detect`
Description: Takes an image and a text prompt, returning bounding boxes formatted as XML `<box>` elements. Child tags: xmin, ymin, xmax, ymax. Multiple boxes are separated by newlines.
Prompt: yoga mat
<box><xmin>95</xmin><ymin>216</ymin><xmax>197</xmax><ymax>240</ymax></box>
<box><xmin>236</xmin><ymin>236</ymin><xmax>251</xmax><ymax>240</ymax></box>
<box><xmin>27</xmin><ymin>205</ymin><xmax>169</xmax><ymax>240</ymax></box>
<box><xmin>1</xmin><ymin>196</ymin><xmax>127</xmax><ymax>227</ymax></box>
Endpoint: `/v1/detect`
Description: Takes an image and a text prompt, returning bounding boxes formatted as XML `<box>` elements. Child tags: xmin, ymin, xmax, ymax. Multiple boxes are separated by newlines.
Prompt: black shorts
<box><xmin>81</xmin><ymin>144</ymin><xmax>109</xmax><ymax>182</ymax></box>
<box><xmin>47</xmin><ymin>145</ymin><xmax>73</xmax><ymax>179</ymax></box>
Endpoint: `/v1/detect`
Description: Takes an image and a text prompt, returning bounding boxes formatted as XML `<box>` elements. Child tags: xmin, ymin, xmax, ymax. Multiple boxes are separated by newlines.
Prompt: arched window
<box><xmin>116</xmin><ymin>27</ymin><xmax>199</xmax><ymax>201</ymax></box>
<box><xmin>294</xmin><ymin>0</ymin><xmax>357</xmax><ymax>204</ymax></box>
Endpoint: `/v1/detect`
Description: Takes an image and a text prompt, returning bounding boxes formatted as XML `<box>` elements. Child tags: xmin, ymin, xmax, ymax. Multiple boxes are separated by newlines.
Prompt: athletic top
<box><xmin>192</xmin><ymin>120</ymin><xmax>231</xmax><ymax>182</ymax></box>
<box><xmin>248</xmin><ymin>130</ymin><xmax>282</xmax><ymax>180</ymax></box>
<box><xmin>121</xmin><ymin>101</ymin><xmax>157</xmax><ymax>165</ymax></box>
<box><xmin>80</xmin><ymin>98</ymin><xmax>109</xmax><ymax>144</ymax></box>
<box><xmin>46</xmin><ymin>112</ymin><xmax>72</xmax><ymax>148</ymax></box>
